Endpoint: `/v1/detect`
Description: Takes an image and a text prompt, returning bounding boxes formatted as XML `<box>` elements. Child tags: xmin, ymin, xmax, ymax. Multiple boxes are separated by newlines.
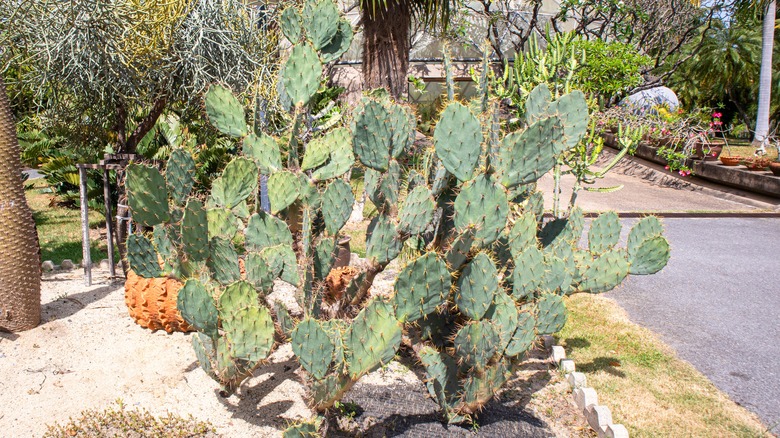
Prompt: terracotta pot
<box><xmin>769</xmin><ymin>162</ymin><xmax>780</xmax><ymax>176</ymax></box>
<box><xmin>125</xmin><ymin>271</ymin><xmax>192</xmax><ymax>333</ymax></box>
<box><xmin>742</xmin><ymin>157</ymin><xmax>772</xmax><ymax>171</ymax></box>
<box><xmin>719</xmin><ymin>156</ymin><xmax>743</xmax><ymax>166</ymax></box>
<box><xmin>333</xmin><ymin>236</ymin><xmax>351</xmax><ymax>268</ymax></box>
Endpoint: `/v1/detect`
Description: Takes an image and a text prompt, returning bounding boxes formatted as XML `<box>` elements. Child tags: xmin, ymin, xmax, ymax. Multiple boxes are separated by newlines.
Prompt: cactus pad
<box><xmin>453</xmin><ymin>174</ymin><xmax>509</xmax><ymax>246</ymax></box>
<box><xmin>484</xmin><ymin>292</ymin><xmax>518</xmax><ymax>353</ymax></box>
<box><xmin>512</xmin><ymin>246</ymin><xmax>546</xmax><ymax>300</ymax></box>
<box><xmin>126</xmin><ymin>164</ymin><xmax>170</xmax><ymax>227</ymax></box>
<box><xmin>204</xmin><ymin>85</ymin><xmax>248</xmax><ymax>138</ymax></box>
<box><xmin>525</xmin><ymin>83</ymin><xmax>552</xmax><ymax>124</ymax></box>
<box><xmin>353</xmin><ymin>99</ymin><xmax>392</xmax><ymax>171</ymax></box>
<box><xmin>178</xmin><ymin>279</ymin><xmax>218</xmax><ymax>338</ymax></box>
<box><xmin>398</xmin><ymin>185</ymin><xmax>435</xmax><ymax>235</ymax></box>
<box><xmin>365</xmin><ymin>215</ymin><xmax>402</xmax><ymax>264</ymax></box>
<box><xmin>344</xmin><ymin>299</ymin><xmax>402</xmax><ymax>378</ymax></box>
<box><xmin>306</xmin><ymin>0</ymin><xmax>340</xmax><ymax>50</ymax></box>
<box><xmin>281</xmin><ymin>43</ymin><xmax>322</xmax><ymax>106</ymax></box>
<box><xmin>535</xmin><ymin>293</ymin><xmax>567</xmax><ymax>335</ymax></box>
<box><xmin>127</xmin><ymin>234</ymin><xmax>161</xmax><ymax>278</ymax></box>
<box><xmin>578</xmin><ymin>248</ymin><xmax>630</xmax><ymax>293</ymax></box>
<box><xmin>628</xmin><ymin>236</ymin><xmax>670</xmax><ymax>275</ymax></box>
<box><xmin>243</xmin><ymin>132</ymin><xmax>282</xmax><ymax>174</ymax></box>
<box><xmin>504</xmin><ymin>311</ymin><xmax>535</xmax><ymax>357</ymax></box>
<box><xmin>453</xmin><ymin>320</ymin><xmax>500</xmax><ymax>371</ymax></box>
<box><xmin>166</xmin><ymin>149</ymin><xmax>196</xmax><ymax>206</ymax></box>
<box><xmin>321</xmin><ymin>179</ymin><xmax>354</xmax><ymax>235</ymax></box>
<box><xmin>311</xmin><ymin>128</ymin><xmax>354</xmax><ymax>181</ymax></box>
<box><xmin>181</xmin><ymin>199</ymin><xmax>209</xmax><ymax>262</ymax></box>
<box><xmin>245</xmin><ymin>252</ymin><xmax>275</xmax><ymax>291</ymax></box>
<box><xmin>208</xmin><ymin>237</ymin><xmax>241</xmax><ymax>285</ymax></box>
<box><xmin>268</xmin><ymin>171</ymin><xmax>300</xmax><ymax>214</ymax></box>
<box><xmin>211</xmin><ymin>158</ymin><xmax>257</xmax><ymax>209</ymax></box>
<box><xmin>497</xmin><ymin>116</ymin><xmax>565</xmax><ymax>188</ymax></box>
<box><xmin>393</xmin><ymin>252</ymin><xmax>450</xmax><ymax>322</ymax></box>
<box><xmin>364</xmin><ymin>160</ymin><xmax>400</xmax><ymax>210</ymax></box>
<box><xmin>320</xmin><ymin>19</ymin><xmax>353</xmax><ymax>63</ymax></box>
<box><xmin>291</xmin><ymin>318</ymin><xmax>335</xmax><ymax>379</ymax></box>
<box><xmin>455</xmin><ymin>253</ymin><xmax>498</xmax><ymax>320</ymax></box>
<box><xmin>207</xmin><ymin>208</ymin><xmax>239</xmax><ymax>240</ymax></box>
<box><xmin>588</xmin><ymin>211</ymin><xmax>621</xmax><ymax>255</ymax></box>
<box><xmin>245</xmin><ymin>211</ymin><xmax>294</xmax><ymax>250</ymax></box>
<box><xmin>434</xmin><ymin>102</ymin><xmax>482</xmax><ymax>182</ymax></box>
<box><xmin>280</xmin><ymin>7</ymin><xmax>302</xmax><ymax>43</ymax></box>
<box><xmin>222</xmin><ymin>305</ymin><xmax>275</xmax><ymax>362</ymax></box>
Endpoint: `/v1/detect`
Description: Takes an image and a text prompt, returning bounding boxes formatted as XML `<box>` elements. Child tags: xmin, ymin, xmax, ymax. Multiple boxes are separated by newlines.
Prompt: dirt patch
<box><xmin>0</xmin><ymin>269</ymin><xmax>590</xmax><ymax>437</ymax></box>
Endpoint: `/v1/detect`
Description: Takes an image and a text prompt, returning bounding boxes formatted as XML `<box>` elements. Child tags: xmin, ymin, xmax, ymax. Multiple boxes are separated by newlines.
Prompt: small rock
<box><xmin>551</xmin><ymin>345</ymin><xmax>566</xmax><ymax>363</ymax></box>
<box><xmin>60</xmin><ymin>259</ymin><xmax>75</xmax><ymax>270</ymax></box>
<box><xmin>541</xmin><ymin>335</ymin><xmax>555</xmax><ymax>351</ymax></box>
<box><xmin>99</xmin><ymin>259</ymin><xmax>110</xmax><ymax>270</ymax></box>
<box><xmin>586</xmin><ymin>405</ymin><xmax>613</xmax><ymax>432</ymax></box>
<box><xmin>560</xmin><ymin>359</ymin><xmax>576</xmax><ymax>373</ymax></box>
<box><xmin>574</xmin><ymin>387</ymin><xmax>598</xmax><ymax>411</ymax></box>
<box><xmin>566</xmin><ymin>372</ymin><xmax>587</xmax><ymax>390</ymax></box>
<box><xmin>41</xmin><ymin>261</ymin><xmax>55</xmax><ymax>272</ymax></box>
<box><xmin>605</xmin><ymin>424</ymin><xmax>629</xmax><ymax>438</ymax></box>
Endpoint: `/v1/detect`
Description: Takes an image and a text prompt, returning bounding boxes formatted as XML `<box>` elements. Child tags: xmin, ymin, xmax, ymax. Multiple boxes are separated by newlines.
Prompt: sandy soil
<box><xmin>0</xmin><ymin>267</ymin><xmax>590</xmax><ymax>437</ymax></box>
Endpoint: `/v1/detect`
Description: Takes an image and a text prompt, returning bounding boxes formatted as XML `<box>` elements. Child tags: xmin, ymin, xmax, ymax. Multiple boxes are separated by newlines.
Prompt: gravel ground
<box><xmin>0</xmin><ymin>267</ymin><xmax>590</xmax><ymax>437</ymax></box>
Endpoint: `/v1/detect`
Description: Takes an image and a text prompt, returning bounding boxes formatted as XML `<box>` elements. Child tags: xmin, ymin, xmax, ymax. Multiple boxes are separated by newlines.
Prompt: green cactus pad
<box><xmin>548</xmin><ymin>90</ymin><xmax>589</xmax><ymax>148</ymax></box>
<box><xmin>508</xmin><ymin>211</ymin><xmax>538</xmax><ymax>257</ymax></box>
<box><xmin>275</xmin><ymin>302</ymin><xmax>295</xmax><ymax>340</ymax></box>
<box><xmin>310</xmin><ymin>373</ymin><xmax>353</xmax><ymax>410</ymax></box>
<box><xmin>526</xmin><ymin>191</ymin><xmax>545</xmax><ymax>227</ymax></box>
<box><xmin>311</xmin><ymin>128</ymin><xmax>354</xmax><ymax>181</ymax></box>
<box><xmin>453</xmin><ymin>174</ymin><xmax>509</xmax><ymax>246</ymax></box>
<box><xmin>268</xmin><ymin>171</ymin><xmax>300</xmax><ymax>214</ymax></box>
<box><xmin>388</xmin><ymin>103</ymin><xmax>415</xmax><ymax>158</ymax></box>
<box><xmin>320</xmin><ymin>18</ymin><xmax>353</xmax><ymax>63</ymax></box>
<box><xmin>511</xmin><ymin>246</ymin><xmax>546</xmax><ymax>300</ymax></box>
<box><xmin>314</xmin><ymin>237</ymin><xmax>336</xmax><ymax>280</ymax></box>
<box><xmin>204</xmin><ymin>84</ymin><xmax>248</xmax><ymax>138</ymax></box>
<box><xmin>455</xmin><ymin>253</ymin><xmax>499</xmax><ymax>320</ymax></box>
<box><xmin>539</xmin><ymin>217</ymin><xmax>576</xmax><ymax>249</ymax></box>
<box><xmin>283</xmin><ymin>419</ymin><xmax>320</xmax><ymax>438</ymax></box>
<box><xmin>525</xmin><ymin>83</ymin><xmax>552</xmax><ymax>124</ymax></box>
<box><xmin>569</xmin><ymin>207</ymin><xmax>585</xmax><ymax>237</ymax></box>
<box><xmin>243</xmin><ymin>132</ymin><xmax>282</xmax><ymax>174</ymax></box>
<box><xmin>178</xmin><ymin>279</ymin><xmax>218</xmax><ymax>338</ymax></box>
<box><xmin>588</xmin><ymin>211</ymin><xmax>622</xmax><ymax>255</ymax></box>
<box><xmin>207</xmin><ymin>208</ymin><xmax>239</xmax><ymax>240</ymax></box>
<box><xmin>393</xmin><ymin>252</ymin><xmax>450</xmax><ymax>322</ymax></box>
<box><xmin>281</xmin><ymin>42</ymin><xmax>322</xmax><ymax>106</ymax></box>
<box><xmin>165</xmin><ymin>149</ymin><xmax>196</xmax><ymax>206</ymax></box>
<box><xmin>505</xmin><ymin>311</ymin><xmax>536</xmax><ymax>357</ymax></box>
<box><xmin>245</xmin><ymin>211</ymin><xmax>294</xmax><ymax>251</ymax></box>
<box><xmin>280</xmin><ymin>7</ymin><xmax>302</xmax><ymax>43</ymax></box>
<box><xmin>306</xmin><ymin>0</ymin><xmax>340</xmax><ymax>50</ymax></box>
<box><xmin>222</xmin><ymin>305</ymin><xmax>275</xmax><ymax>363</ymax></box>
<box><xmin>459</xmin><ymin>358</ymin><xmax>510</xmax><ymax>414</ymax></box>
<box><xmin>263</xmin><ymin>245</ymin><xmax>299</xmax><ymax>286</ymax></box>
<box><xmin>127</xmin><ymin>234</ymin><xmax>161</xmax><ymax>278</ymax></box>
<box><xmin>419</xmin><ymin>346</ymin><xmax>460</xmax><ymax>410</ymax></box>
<box><xmin>398</xmin><ymin>185</ymin><xmax>435</xmax><ymax>235</ymax></box>
<box><xmin>579</xmin><ymin>248</ymin><xmax>630</xmax><ymax>293</ymax></box>
<box><xmin>301</xmin><ymin>135</ymin><xmax>331</xmax><ymax>171</ymax></box>
<box><xmin>627</xmin><ymin>216</ymin><xmax>664</xmax><ymax>257</ymax></box>
<box><xmin>364</xmin><ymin>160</ymin><xmax>400</xmax><ymax>210</ymax></box>
<box><xmin>445</xmin><ymin>227</ymin><xmax>476</xmax><ymax>271</ymax></box>
<box><xmin>297</xmin><ymin>173</ymin><xmax>321</xmax><ymax>209</ymax></box>
<box><xmin>246</xmin><ymin>252</ymin><xmax>275</xmax><ymax>291</ymax></box>
<box><xmin>208</xmin><ymin>237</ymin><xmax>241</xmax><ymax>285</ymax></box>
<box><xmin>181</xmin><ymin>199</ymin><xmax>209</xmax><ymax>262</ymax></box>
<box><xmin>453</xmin><ymin>320</ymin><xmax>500</xmax><ymax>372</ymax></box>
<box><xmin>353</xmin><ymin>99</ymin><xmax>392</xmax><ymax>171</ymax></box>
<box><xmin>219</xmin><ymin>281</ymin><xmax>259</xmax><ymax>316</ymax></box>
<box><xmin>365</xmin><ymin>215</ymin><xmax>402</xmax><ymax>265</ymax></box>
<box><xmin>291</xmin><ymin>318</ymin><xmax>335</xmax><ymax>380</ymax></box>
<box><xmin>192</xmin><ymin>332</ymin><xmax>217</xmax><ymax>380</ymax></box>
<box><xmin>323</xmin><ymin>319</ymin><xmax>347</xmax><ymax>371</ymax></box>
<box><xmin>540</xmin><ymin>255</ymin><xmax>568</xmax><ymax>293</ymax></box>
<box><xmin>344</xmin><ymin>299</ymin><xmax>402</xmax><ymax>378</ymax></box>
<box><xmin>484</xmin><ymin>292</ymin><xmax>519</xmax><ymax>353</ymax></box>
<box><xmin>211</xmin><ymin>158</ymin><xmax>258</xmax><ymax>209</ymax></box>
<box><xmin>535</xmin><ymin>293</ymin><xmax>567</xmax><ymax>335</ymax></box>
<box><xmin>431</xmin><ymin>160</ymin><xmax>451</xmax><ymax>197</ymax></box>
<box><xmin>153</xmin><ymin>225</ymin><xmax>178</xmax><ymax>276</ymax></box>
<box><xmin>126</xmin><ymin>164</ymin><xmax>170</xmax><ymax>227</ymax></box>
<box><xmin>322</xmin><ymin>179</ymin><xmax>354</xmax><ymax>235</ymax></box>
<box><xmin>433</xmin><ymin>102</ymin><xmax>482</xmax><ymax>182</ymax></box>
<box><xmin>497</xmin><ymin>116</ymin><xmax>565</xmax><ymax>188</ymax></box>
<box><xmin>629</xmin><ymin>236</ymin><xmax>670</xmax><ymax>275</ymax></box>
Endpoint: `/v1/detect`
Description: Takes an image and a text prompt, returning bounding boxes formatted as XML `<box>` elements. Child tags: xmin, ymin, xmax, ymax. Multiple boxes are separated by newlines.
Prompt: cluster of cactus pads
<box><xmin>124</xmin><ymin>0</ymin><xmax>670</xmax><ymax>427</ymax></box>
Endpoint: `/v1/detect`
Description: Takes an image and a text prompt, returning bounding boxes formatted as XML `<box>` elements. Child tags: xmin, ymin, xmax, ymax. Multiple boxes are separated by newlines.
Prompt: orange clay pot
<box><xmin>125</xmin><ymin>271</ymin><xmax>192</xmax><ymax>333</ymax></box>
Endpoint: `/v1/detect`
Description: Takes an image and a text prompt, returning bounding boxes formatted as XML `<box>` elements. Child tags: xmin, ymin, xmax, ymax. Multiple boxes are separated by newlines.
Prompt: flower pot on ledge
<box><xmin>769</xmin><ymin>162</ymin><xmax>780</xmax><ymax>176</ymax></box>
<box><xmin>693</xmin><ymin>141</ymin><xmax>724</xmax><ymax>161</ymax></box>
<box><xmin>719</xmin><ymin>156</ymin><xmax>743</xmax><ymax>166</ymax></box>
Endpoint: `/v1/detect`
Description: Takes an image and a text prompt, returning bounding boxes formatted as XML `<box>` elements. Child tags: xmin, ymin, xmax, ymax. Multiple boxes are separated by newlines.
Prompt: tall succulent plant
<box><xmin>124</xmin><ymin>0</ymin><xmax>670</xmax><ymax>426</ymax></box>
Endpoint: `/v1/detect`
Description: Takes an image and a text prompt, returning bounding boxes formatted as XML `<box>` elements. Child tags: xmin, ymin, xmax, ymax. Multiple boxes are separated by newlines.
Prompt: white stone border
<box><xmin>41</xmin><ymin>258</ymin><xmax>109</xmax><ymax>272</ymax></box>
<box><xmin>543</xmin><ymin>335</ymin><xmax>629</xmax><ymax>438</ymax></box>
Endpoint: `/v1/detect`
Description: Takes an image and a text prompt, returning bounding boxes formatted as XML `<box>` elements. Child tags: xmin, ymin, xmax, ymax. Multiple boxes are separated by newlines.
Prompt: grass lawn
<box><xmin>558</xmin><ymin>294</ymin><xmax>772</xmax><ymax>437</ymax></box>
<box><xmin>25</xmin><ymin>180</ymin><xmax>113</xmax><ymax>264</ymax></box>
<box><xmin>721</xmin><ymin>139</ymin><xmax>779</xmax><ymax>160</ymax></box>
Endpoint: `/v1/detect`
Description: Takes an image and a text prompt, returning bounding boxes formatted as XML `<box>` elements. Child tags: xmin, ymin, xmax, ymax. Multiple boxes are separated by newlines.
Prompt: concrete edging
<box><xmin>543</xmin><ymin>335</ymin><xmax>629</xmax><ymax>438</ymax></box>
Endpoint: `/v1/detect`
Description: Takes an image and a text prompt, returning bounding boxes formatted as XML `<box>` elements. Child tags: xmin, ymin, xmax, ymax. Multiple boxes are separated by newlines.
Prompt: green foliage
<box><xmin>124</xmin><ymin>7</ymin><xmax>671</xmax><ymax>430</ymax></box>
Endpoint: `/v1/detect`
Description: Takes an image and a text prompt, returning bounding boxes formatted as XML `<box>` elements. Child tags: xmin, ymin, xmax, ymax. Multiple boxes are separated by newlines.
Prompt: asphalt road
<box><xmin>607</xmin><ymin>217</ymin><xmax>780</xmax><ymax>430</ymax></box>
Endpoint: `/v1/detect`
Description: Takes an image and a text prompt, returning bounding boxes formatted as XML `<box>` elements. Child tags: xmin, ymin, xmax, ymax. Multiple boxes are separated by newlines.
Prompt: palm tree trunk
<box><xmin>0</xmin><ymin>79</ymin><xmax>41</xmax><ymax>332</ymax></box>
<box><xmin>753</xmin><ymin>0</ymin><xmax>775</xmax><ymax>147</ymax></box>
<box><xmin>362</xmin><ymin>0</ymin><xmax>411</xmax><ymax>98</ymax></box>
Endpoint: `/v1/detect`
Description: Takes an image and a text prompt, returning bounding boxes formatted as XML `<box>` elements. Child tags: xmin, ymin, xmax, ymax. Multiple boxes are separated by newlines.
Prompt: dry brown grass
<box><xmin>558</xmin><ymin>294</ymin><xmax>772</xmax><ymax>437</ymax></box>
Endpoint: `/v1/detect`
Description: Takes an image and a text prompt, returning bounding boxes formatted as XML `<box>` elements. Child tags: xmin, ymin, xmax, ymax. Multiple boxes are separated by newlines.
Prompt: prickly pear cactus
<box><xmin>124</xmin><ymin>3</ymin><xmax>670</xmax><ymax>428</ymax></box>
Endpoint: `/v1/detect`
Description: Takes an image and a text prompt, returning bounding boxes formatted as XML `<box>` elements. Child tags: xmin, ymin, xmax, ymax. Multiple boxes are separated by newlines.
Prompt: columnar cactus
<box><xmin>124</xmin><ymin>0</ymin><xmax>670</xmax><ymax>426</ymax></box>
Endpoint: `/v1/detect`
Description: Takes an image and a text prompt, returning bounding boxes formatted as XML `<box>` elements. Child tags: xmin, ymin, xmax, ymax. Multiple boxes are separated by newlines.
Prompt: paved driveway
<box><xmin>608</xmin><ymin>218</ymin><xmax>780</xmax><ymax>429</ymax></box>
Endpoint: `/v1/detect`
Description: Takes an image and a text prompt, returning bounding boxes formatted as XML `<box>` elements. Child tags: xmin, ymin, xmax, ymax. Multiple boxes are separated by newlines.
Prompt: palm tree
<box><xmin>753</xmin><ymin>0</ymin><xmax>775</xmax><ymax>149</ymax></box>
<box><xmin>361</xmin><ymin>0</ymin><xmax>451</xmax><ymax>97</ymax></box>
<box><xmin>0</xmin><ymin>77</ymin><xmax>41</xmax><ymax>332</ymax></box>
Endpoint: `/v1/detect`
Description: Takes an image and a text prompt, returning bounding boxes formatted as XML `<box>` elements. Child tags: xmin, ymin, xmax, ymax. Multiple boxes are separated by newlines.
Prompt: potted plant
<box><xmin>740</xmin><ymin>156</ymin><xmax>772</xmax><ymax>171</ymax></box>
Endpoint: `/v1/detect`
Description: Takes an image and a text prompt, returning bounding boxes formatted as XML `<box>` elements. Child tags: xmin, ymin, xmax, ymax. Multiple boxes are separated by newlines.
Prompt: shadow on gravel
<box><xmin>218</xmin><ymin>358</ymin><xmax>301</xmax><ymax>429</ymax></box>
<box><xmin>41</xmin><ymin>285</ymin><xmax>116</xmax><ymax>323</ymax></box>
